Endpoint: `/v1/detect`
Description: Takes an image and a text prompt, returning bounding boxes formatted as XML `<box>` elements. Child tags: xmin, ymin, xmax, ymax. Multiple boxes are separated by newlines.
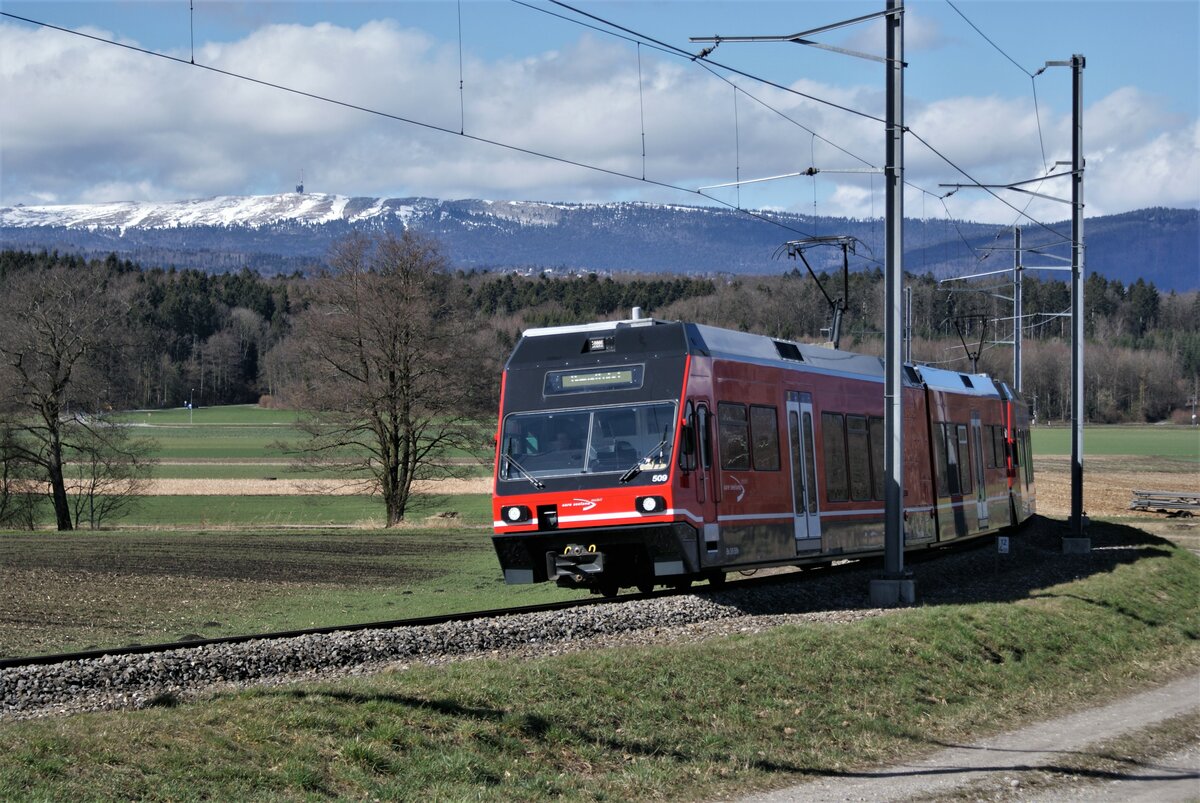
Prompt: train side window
<box><xmin>943</xmin><ymin>423</ymin><xmax>961</xmax><ymax>495</ymax></box>
<box><xmin>803</xmin><ymin>412</ymin><xmax>819</xmax><ymax>511</ymax></box>
<box><xmin>846</xmin><ymin>415</ymin><xmax>871</xmax><ymax>501</ymax></box>
<box><xmin>991</xmin><ymin>426</ymin><xmax>1005</xmax><ymax>469</ymax></box>
<box><xmin>697</xmin><ymin>404</ymin><xmax>712</xmax><ymax>470</ymax></box>
<box><xmin>956</xmin><ymin>424</ymin><xmax>972</xmax><ymax>493</ymax></box>
<box><xmin>821</xmin><ymin>412</ymin><xmax>849</xmax><ymax>502</ymax></box>
<box><xmin>679</xmin><ymin>401</ymin><xmax>697</xmax><ymax>472</ymax></box>
<box><xmin>750</xmin><ymin>405</ymin><xmax>780</xmax><ymax>471</ymax></box>
<box><xmin>868</xmin><ymin>416</ymin><xmax>885</xmax><ymax>500</ymax></box>
<box><xmin>718</xmin><ymin>402</ymin><xmax>750</xmax><ymax>471</ymax></box>
<box><xmin>983</xmin><ymin>424</ymin><xmax>997</xmax><ymax>469</ymax></box>
<box><xmin>788</xmin><ymin>411</ymin><xmax>805</xmax><ymax>512</ymax></box>
<box><xmin>1023</xmin><ymin>431</ymin><xmax>1034</xmax><ymax>484</ymax></box>
<box><xmin>933</xmin><ymin>422</ymin><xmax>949</xmax><ymax>496</ymax></box>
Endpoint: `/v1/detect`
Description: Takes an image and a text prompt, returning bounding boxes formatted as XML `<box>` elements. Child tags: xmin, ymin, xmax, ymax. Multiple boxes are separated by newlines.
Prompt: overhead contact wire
<box><xmin>0</xmin><ymin>10</ymin><xmax>816</xmax><ymax>241</ymax></box>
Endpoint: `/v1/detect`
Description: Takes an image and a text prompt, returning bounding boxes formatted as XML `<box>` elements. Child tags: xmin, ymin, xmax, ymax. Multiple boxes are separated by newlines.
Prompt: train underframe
<box><xmin>491</xmin><ymin>521</ymin><xmax>724</xmax><ymax>596</ymax></box>
<box><xmin>492</xmin><ymin>502</ymin><xmax>1028</xmax><ymax>597</ymax></box>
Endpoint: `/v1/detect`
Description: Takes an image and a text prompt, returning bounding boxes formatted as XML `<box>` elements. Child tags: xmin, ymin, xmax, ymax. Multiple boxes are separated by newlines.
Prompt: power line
<box><xmin>907</xmin><ymin>128</ymin><xmax>1072</xmax><ymax>245</ymax></box>
<box><xmin>512</xmin><ymin>0</ymin><xmax>880</xmax><ymax>171</ymax></box>
<box><xmin>944</xmin><ymin>0</ymin><xmax>1032</xmax><ymax>77</ymax></box>
<box><xmin>540</xmin><ymin>0</ymin><xmax>887</xmax><ymax>124</ymax></box>
<box><xmin>535</xmin><ymin>0</ymin><xmax>1069</xmax><ymax>254</ymax></box>
<box><xmin>0</xmin><ymin>9</ymin><xmax>818</xmax><ymax>242</ymax></box>
<box><xmin>941</xmin><ymin>0</ymin><xmax>1057</xmax><ymax>232</ymax></box>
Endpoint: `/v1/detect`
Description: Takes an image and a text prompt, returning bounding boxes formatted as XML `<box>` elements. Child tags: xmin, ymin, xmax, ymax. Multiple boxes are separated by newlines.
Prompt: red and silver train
<box><xmin>491</xmin><ymin>316</ymin><xmax>1036</xmax><ymax>595</ymax></box>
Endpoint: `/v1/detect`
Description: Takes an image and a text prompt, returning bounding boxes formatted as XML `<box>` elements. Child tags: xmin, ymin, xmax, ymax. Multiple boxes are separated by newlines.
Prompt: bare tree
<box><xmin>0</xmin><ymin>265</ymin><xmax>148</xmax><ymax>530</ymax></box>
<box><xmin>66</xmin><ymin>415</ymin><xmax>155</xmax><ymax>529</ymax></box>
<box><xmin>282</xmin><ymin>231</ymin><xmax>492</xmax><ymax>526</ymax></box>
<box><xmin>0</xmin><ymin>418</ymin><xmax>38</xmax><ymax>529</ymax></box>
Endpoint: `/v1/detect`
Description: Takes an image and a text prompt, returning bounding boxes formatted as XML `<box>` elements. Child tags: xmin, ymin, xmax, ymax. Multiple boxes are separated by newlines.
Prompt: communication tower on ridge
<box><xmin>295</xmin><ymin>169</ymin><xmax>304</xmax><ymax>194</ymax></box>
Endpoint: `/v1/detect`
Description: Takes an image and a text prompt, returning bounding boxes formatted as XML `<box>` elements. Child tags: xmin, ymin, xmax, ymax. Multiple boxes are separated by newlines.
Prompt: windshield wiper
<box><xmin>502</xmin><ymin>446</ymin><xmax>545</xmax><ymax>490</ymax></box>
<box><xmin>619</xmin><ymin>428</ymin><xmax>670</xmax><ymax>484</ymax></box>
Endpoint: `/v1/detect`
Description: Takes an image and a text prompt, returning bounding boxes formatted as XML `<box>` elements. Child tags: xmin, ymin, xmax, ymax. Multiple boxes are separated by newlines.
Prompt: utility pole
<box><xmin>871</xmin><ymin>0</ymin><xmax>913</xmax><ymax>606</ymax></box>
<box><xmin>1064</xmin><ymin>54</ymin><xmax>1090</xmax><ymax>550</ymax></box>
<box><xmin>938</xmin><ymin>55</ymin><xmax>1087</xmax><ymax>551</ymax></box>
<box><xmin>691</xmin><ymin>1</ymin><xmax>913</xmax><ymax>604</ymax></box>
<box><xmin>1013</xmin><ymin>227</ymin><xmax>1023</xmax><ymax>393</ymax></box>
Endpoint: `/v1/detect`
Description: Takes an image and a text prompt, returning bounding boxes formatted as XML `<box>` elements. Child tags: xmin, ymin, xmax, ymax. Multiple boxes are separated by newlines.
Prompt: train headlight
<box><xmin>636</xmin><ymin>495</ymin><xmax>666</xmax><ymax>514</ymax></box>
<box><xmin>503</xmin><ymin>505</ymin><xmax>531</xmax><ymax>523</ymax></box>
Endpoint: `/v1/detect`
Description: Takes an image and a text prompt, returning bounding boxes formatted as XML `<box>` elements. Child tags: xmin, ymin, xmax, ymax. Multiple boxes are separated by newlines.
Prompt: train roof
<box><xmin>686</xmin><ymin>322</ymin><xmax>888</xmax><ymax>380</ymax></box>
<box><xmin>517</xmin><ymin>316</ymin><xmax>1003</xmax><ymax>394</ymax></box>
<box><xmin>912</xmin><ymin>365</ymin><xmax>1002</xmax><ymax>398</ymax></box>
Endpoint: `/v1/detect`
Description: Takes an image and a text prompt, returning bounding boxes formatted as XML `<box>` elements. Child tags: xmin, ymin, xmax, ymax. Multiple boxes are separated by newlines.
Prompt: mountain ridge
<box><xmin>2</xmin><ymin>194</ymin><xmax>1196</xmax><ymax>291</ymax></box>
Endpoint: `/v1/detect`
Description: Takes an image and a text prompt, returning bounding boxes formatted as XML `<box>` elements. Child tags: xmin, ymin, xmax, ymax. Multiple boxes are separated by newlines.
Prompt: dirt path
<box><xmin>741</xmin><ymin>673</ymin><xmax>1200</xmax><ymax>802</ymax></box>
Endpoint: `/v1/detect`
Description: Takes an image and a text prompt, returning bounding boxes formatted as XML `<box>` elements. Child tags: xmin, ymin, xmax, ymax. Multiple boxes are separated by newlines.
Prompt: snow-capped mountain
<box><xmin>0</xmin><ymin>193</ymin><xmax>572</xmax><ymax>232</ymax></box>
<box><xmin>1</xmin><ymin>193</ymin><xmax>1196</xmax><ymax>290</ymax></box>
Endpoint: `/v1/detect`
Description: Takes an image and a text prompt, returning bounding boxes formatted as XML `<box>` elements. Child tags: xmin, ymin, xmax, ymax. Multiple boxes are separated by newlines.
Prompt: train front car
<box><xmin>491</xmin><ymin>318</ymin><xmax>697</xmax><ymax>596</ymax></box>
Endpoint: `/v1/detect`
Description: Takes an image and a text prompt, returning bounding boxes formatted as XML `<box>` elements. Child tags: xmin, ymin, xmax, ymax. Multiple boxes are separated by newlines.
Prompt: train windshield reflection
<box><xmin>500</xmin><ymin>402</ymin><xmax>677</xmax><ymax>479</ymax></box>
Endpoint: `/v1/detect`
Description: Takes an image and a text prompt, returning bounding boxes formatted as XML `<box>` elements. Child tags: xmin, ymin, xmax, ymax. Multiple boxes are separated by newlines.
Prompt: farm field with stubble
<box><xmin>1030</xmin><ymin>424</ymin><xmax>1200</xmax><ymax>525</ymax></box>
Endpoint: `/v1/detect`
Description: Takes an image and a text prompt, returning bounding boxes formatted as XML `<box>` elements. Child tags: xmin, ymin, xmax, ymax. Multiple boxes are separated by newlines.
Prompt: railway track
<box><xmin>1</xmin><ymin>534</ymin><xmax>998</xmax><ymax>673</ymax></box>
<box><xmin>0</xmin><ymin>564</ymin><xmax>863</xmax><ymax>672</ymax></box>
<box><xmin>0</xmin><ymin>589</ymin><xmax>667</xmax><ymax>671</ymax></box>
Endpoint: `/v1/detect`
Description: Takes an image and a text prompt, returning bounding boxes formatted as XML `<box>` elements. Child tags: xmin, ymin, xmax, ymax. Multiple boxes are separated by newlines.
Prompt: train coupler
<box><xmin>549</xmin><ymin>544</ymin><xmax>606</xmax><ymax>587</ymax></box>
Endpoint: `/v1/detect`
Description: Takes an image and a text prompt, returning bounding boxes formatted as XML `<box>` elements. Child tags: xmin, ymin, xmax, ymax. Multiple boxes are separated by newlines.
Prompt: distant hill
<box><xmin>1</xmin><ymin>194</ymin><xmax>1196</xmax><ymax>291</ymax></box>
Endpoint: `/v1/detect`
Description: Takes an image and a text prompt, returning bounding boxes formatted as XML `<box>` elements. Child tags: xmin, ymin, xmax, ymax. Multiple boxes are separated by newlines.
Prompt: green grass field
<box><xmin>115</xmin><ymin>404</ymin><xmax>490</xmax><ymax>463</ymax></box>
<box><xmin>29</xmin><ymin>493</ymin><xmax>491</xmax><ymax>529</ymax></box>
<box><xmin>1032</xmin><ymin>424</ymin><xmax>1200</xmax><ymax>459</ymax></box>
<box><xmin>114</xmin><ymin>405</ymin><xmax>302</xmax><ymax>426</ymax></box>
<box><xmin>108</xmin><ymin>408</ymin><xmax>1200</xmax><ymax>487</ymax></box>
<box><xmin>143</xmin><ymin>493</ymin><xmax>491</xmax><ymax>527</ymax></box>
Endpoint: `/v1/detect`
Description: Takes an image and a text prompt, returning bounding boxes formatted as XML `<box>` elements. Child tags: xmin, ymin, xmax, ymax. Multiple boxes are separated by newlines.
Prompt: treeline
<box><xmin>0</xmin><ymin>247</ymin><xmax>1196</xmax><ymax>425</ymax></box>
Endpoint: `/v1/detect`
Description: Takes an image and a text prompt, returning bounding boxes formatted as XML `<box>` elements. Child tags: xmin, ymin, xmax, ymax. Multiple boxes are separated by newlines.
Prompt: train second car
<box><xmin>490</xmin><ymin>316</ymin><xmax>1035</xmax><ymax>595</ymax></box>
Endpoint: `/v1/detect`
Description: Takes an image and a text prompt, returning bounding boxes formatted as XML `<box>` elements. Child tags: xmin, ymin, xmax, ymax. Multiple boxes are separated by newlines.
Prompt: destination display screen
<box><xmin>544</xmin><ymin>365</ymin><xmax>644</xmax><ymax>395</ymax></box>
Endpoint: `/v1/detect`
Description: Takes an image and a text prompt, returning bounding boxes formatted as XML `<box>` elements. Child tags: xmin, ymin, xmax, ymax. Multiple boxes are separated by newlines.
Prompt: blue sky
<box><xmin>1</xmin><ymin>1</ymin><xmax>1197</xmax><ymax>225</ymax></box>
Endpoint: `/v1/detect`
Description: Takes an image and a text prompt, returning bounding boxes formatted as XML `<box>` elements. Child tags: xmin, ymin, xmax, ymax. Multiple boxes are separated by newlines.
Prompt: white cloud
<box><xmin>1087</xmin><ymin>120</ymin><xmax>1200</xmax><ymax>214</ymax></box>
<box><xmin>0</xmin><ymin>17</ymin><xmax>1195</xmax><ymax>229</ymax></box>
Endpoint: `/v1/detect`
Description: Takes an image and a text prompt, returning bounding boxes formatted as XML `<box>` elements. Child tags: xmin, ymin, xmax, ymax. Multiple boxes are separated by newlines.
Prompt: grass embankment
<box><xmin>0</xmin><ymin>519</ymin><xmax>1197</xmax><ymax>800</ymax></box>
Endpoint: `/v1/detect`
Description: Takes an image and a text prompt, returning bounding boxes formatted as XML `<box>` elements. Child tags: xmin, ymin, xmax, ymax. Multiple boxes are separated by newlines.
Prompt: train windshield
<box><xmin>500</xmin><ymin>402</ymin><xmax>677</xmax><ymax>480</ymax></box>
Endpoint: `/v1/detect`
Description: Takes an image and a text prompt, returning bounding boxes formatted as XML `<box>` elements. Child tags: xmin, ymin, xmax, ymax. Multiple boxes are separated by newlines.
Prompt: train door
<box><xmin>786</xmin><ymin>391</ymin><xmax>821</xmax><ymax>553</ymax></box>
<box><xmin>690</xmin><ymin>401</ymin><xmax>722</xmax><ymax>563</ymax></box>
<box><xmin>970</xmin><ymin>412</ymin><xmax>989</xmax><ymax>529</ymax></box>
